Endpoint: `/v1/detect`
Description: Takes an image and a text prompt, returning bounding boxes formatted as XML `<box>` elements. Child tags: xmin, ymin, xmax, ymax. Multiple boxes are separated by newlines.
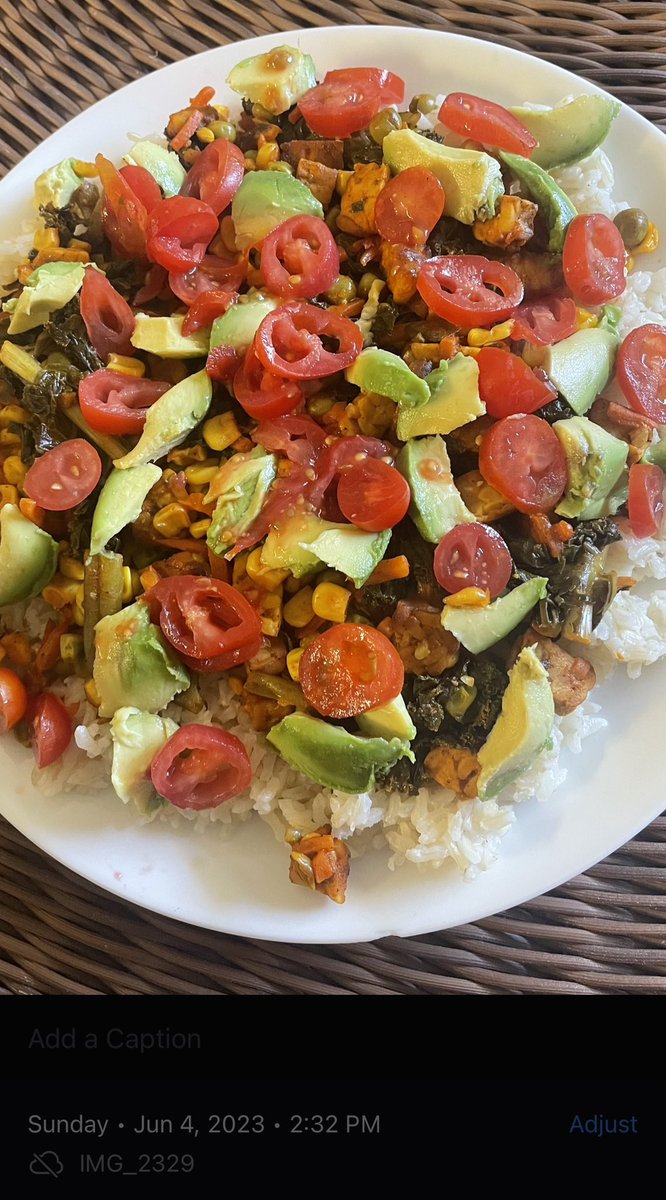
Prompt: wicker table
<box><xmin>1</xmin><ymin>0</ymin><xmax>665</xmax><ymax>995</ymax></box>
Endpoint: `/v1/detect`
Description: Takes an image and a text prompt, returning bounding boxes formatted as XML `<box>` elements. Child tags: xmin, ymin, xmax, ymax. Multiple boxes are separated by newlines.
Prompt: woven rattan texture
<box><xmin>0</xmin><ymin>0</ymin><xmax>665</xmax><ymax>995</ymax></box>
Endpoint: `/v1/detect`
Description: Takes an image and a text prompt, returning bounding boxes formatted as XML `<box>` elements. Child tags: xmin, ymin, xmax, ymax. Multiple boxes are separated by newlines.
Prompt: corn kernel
<box><xmin>0</xmin><ymin>484</ymin><xmax>19</xmax><ymax>509</ymax></box>
<box><xmin>152</xmin><ymin>502</ymin><xmax>190</xmax><ymax>537</ymax></box>
<box><xmin>184</xmin><ymin>462</ymin><xmax>219</xmax><ymax>486</ymax></box>
<box><xmin>73</xmin><ymin>603</ymin><xmax>85</xmax><ymax>627</ymax></box>
<box><xmin>107</xmin><ymin>353</ymin><xmax>145</xmax><ymax>377</ymax></box>
<box><xmin>635</xmin><ymin>222</ymin><xmax>659</xmax><ymax>255</ymax></box>
<box><xmin>575</xmin><ymin>307</ymin><xmax>598</xmax><ymax>331</ymax></box>
<box><xmin>467</xmin><ymin>320</ymin><xmax>514</xmax><ymax>347</ymax></box>
<box><xmin>69</xmin><ymin>238</ymin><xmax>91</xmax><ymax>252</ymax></box>
<box><xmin>286</xmin><ymin>648</ymin><xmax>304</xmax><ymax>682</ymax></box>
<box><xmin>0</xmin><ymin>429</ymin><xmax>21</xmax><ymax>447</ymax></box>
<box><xmin>60</xmin><ymin>633</ymin><xmax>84</xmax><ymax>664</ymax></box>
<box><xmin>259</xmin><ymin>589</ymin><xmax>283</xmax><ymax>637</ymax></box>
<box><xmin>84</xmin><ymin>678</ymin><xmax>101</xmax><ymax>706</ymax></box>
<box><xmin>312</xmin><ymin>582</ymin><xmax>351</xmax><ymax>623</ymax></box>
<box><xmin>72</xmin><ymin>160</ymin><xmax>98</xmax><ymax>177</ymax></box>
<box><xmin>246</xmin><ymin>546</ymin><xmax>289</xmax><ymax>591</ymax></box>
<box><xmin>459</xmin><ymin>345</ymin><xmax>481</xmax><ymax>358</ymax></box>
<box><xmin>0</xmin><ymin>631</ymin><xmax>32</xmax><ymax>665</ymax></box>
<box><xmin>139</xmin><ymin>566</ymin><xmax>160</xmax><ymax>592</ymax></box>
<box><xmin>283</xmin><ymin>586</ymin><xmax>315</xmax><ymax>629</ymax></box>
<box><xmin>232</xmin><ymin>551</ymin><xmax>250</xmax><ymax>588</ymax></box>
<box><xmin>443</xmin><ymin>586</ymin><xmax>491</xmax><ymax>609</ymax></box>
<box><xmin>33</xmin><ymin>226</ymin><xmax>60</xmax><ymax>251</ymax></box>
<box><xmin>197</xmin><ymin>126</ymin><xmax>216</xmax><ymax>143</ymax></box>
<box><xmin>2</xmin><ymin>455</ymin><xmax>26</xmax><ymax>487</ymax></box>
<box><xmin>203</xmin><ymin>412</ymin><xmax>241</xmax><ymax>452</ymax></box>
<box><xmin>256</xmin><ymin>143</ymin><xmax>280</xmax><ymax>170</ymax></box>
<box><xmin>0</xmin><ymin>404</ymin><xmax>29</xmax><ymax>427</ymax></box>
<box><xmin>336</xmin><ymin>170</ymin><xmax>353</xmax><ymax>196</ymax></box>
<box><xmin>121</xmin><ymin>566</ymin><xmax>134</xmax><ymax>603</ymax></box>
<box><xmin>266</xmin><ymin>162</ymin><xmax>293</xmax><ymax>174</ymax></box>
<box><xmin>19</xmin><ymin>498</ymin><xmax>44</xmax><ymax>526</ymax></box>
<box><xmin>59</xmin><ymin>554</ymin><xmax>85</xmax><ymax>581</ymax></box>
<box><xmin>189</xmin><ymin>518</ymin><xmax>212</xmax><ymax>539</ymax></box>
<box><xmin>42</xmin><ymin>575</ymin><xmax>80</xmax><ymax>609</ymax></box>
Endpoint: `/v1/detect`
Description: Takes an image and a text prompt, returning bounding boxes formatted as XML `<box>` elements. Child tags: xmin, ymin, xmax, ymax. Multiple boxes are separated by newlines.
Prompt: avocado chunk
<box><xmin>441</xmin><ymin>577</ymin><xmax>549</xmax><ymax>654</ymax></box>
<box><xmin>110</xmin><ymin>706</ymin><xmax>178</xmax><ymax>816</ymax></box>
<box><xmin>509</xmin><ymin>95</ymin><xmax>621</xmax><ymax>170</ymax></box>
<box><xmin>231</xmin><ymin>171</ymin><xmax>324</xmax><ymax>252</ymax></box>
<box><xmin>260</xmin><ymin>511</ymin><xmax>390</xmax><ymax>587</ymax></box>
<box><xmin>227</xmin><ymin>45</ymin><xmax>317</xmax><ymax>116</ymax></box>
<box><xmin>130</xmin><ymin>314</ymin><xmax>210</xmax><ymax>358</ymax></box>
<box><xmin>383</xmin><ymin>128</ymin><xmax>504</xmax><ymax>225</ymax></box>
<box><xmin>346</xmin><ymin>347</ymin><xmax>429</xmax><ymax>408</ymax></box>
<box><xmin>553</xmin><ymin>416</ymin><xmax>628</xmax><ymax>520</ymax></box>
<box><xmin>356</xmin><ymin>694</ymin><xmax>416</xmax><ymax>742</ymax></box>
<box><xmin>476</xmin><ymin>646</ymin><xmax>554</xmax><ymax>800</ymax></box>
<box><xmin>261</xmin><ymin>512</ymin><xmax>327</xmax><ymax>578</ymax></box>
<box><xmin>396</xmin><ymin>353</ymin><xmax>485</xmax><ymax>440</ymax></box>
<box><xmin>539</xmin><ymin>308</ymin><xmax>619</xmax><ymax>416</ymax></box>
<box><xmin>642</xmin><ymin>436</ymin><xmax>666</xmax><ymax>472</ymax></box>
<box><xmin>206</xmin><ymin>448</ymin><xmax>277</xmax><ymax>557</ymax></box>
<box><xmin>114</xmin><ymin>369</ymin><xmax>212</xmax><ymax>469</ymax></box>
<box><xmin>90</xmin><ymin>463</ymin><xmax>162</xmax><ymax>556</ymax></box>
<box><xmin>397</xmin><ymin>435</ymin><xmax>474</xmax><ymax>543</ymax></box>
<box><xmin>499</xmin><ymin>152</ymin><xmax>577</xmax><ymax>252</ymax></box>
<box><xmin>33</xmin><ymin>158</ymin><xmax>83</xmax><ymax>210</ymax></box>
<box><xmin>211</xmin><ymin>295</ymin><xmax>280</xmax><ymax>356</ymax></box>
<box><xmin>6</xmin><ymin>261</ymin><xmax>86</xmax><ymax>335</ymax></box>
<box><xmin>93</xmin><ymin>601</ymin><xmax>189</xmax><ymax>719</ymax></box>
<box><xmin>0</xmin><ymin>504</ymin><xmax>58</xmax><ymax>607</ymax></box>
<box><xmin>123</xmin><ymin>140</ymin><xmax>185</xmax><ymax>197</ymax></box>
<box><xmin>267</xmin><ymin>711</ymin><xmax>414</xmax><ymax>793</ymax></box>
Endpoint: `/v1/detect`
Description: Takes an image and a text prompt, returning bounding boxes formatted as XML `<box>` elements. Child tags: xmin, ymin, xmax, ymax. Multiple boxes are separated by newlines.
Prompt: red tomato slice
<box><xmin>417</xmin><ymin>255</ymin><xmax>524</xmax><ymax>329</ymax></box>
<box><xmin>182</xmin><ymin>290</ymin><xmax>237</xmax><ymax>335</ymax></box>
<box><xmin>31</xmin><ymin>693</ymin><xmax>72</xmax><ymax>768</ymax></box>
<box><xmin>255</xmin><ymin>302</ymin><xmax>364</xmax><ymax>379</ymax></box>
<box><xmin>168</xmin><ymin>252</ymin><xmax>247</xmax><ymax>305</ymax></box>
<box><xmin>325</xmin><ymin>67</ymin><xmax>405</xmax><ymax>108</ymax></box>
<box><xmin>310</xmin><ymin>434</ymin><xmax>390</xmax><ymax>515</ymax></box>
<box><xmin>299</xmin><ymin>624</ymin><xmax>404</xmax><ymax>719</ymax></box>
<box><xmin>617</xmin><ymin>323</ymin><xmax>666</xmax><ymax>423</ymax></box>
<box><xmin>95</xmin><ymin>153</ymin><xmax>148</xmax><ymax>262</ymax></box>
<box><xmin>119</xmin><ymin>163</ymin><xmax>161</xmax><ymax>212</ymax></box>
<box><xmin>628</xmin><ymin>462</ymin><xmax>664</xmax><ymax>538</ymax></box>
<box><xmin>144</xmin><ymin>577</ymin><xmax>262</xmax><ymax>671</ymax></box>
<box><xmin>438</xmin><ymin>92</ymin><xmax>537</xmax><ymax>156</ymax></box>
<box><xmin>479</xmin><ymin>414</ymin><xmax>567</xmax><ymax>513</ymax></box>
<box><xmin>146</xmin><ymin>196</ymin><xmax>219</xmax><ymax>273</ymax></box>
<box><xmin>205</xmin><ymin>343</ymin><xmax>242</xmax><ymax>382</ymax></box>
<box><xmin>234</xmin><ymin>343</ymin><xmax>304</xmax><ymax>419</ymax></box>
<box><xmin>337</xmin><ymin>457</ymin><xmax>410</xmax><ymax>531</ymax></box>
<box><xmin>434</xmin><ymin>522</ymin><xmax>512</xmax><ymax>598</ymax></box>
<box><xmin>24</xmin><ymin>439</ymin><xmax>102</xmax><ymax>511</ymax></box>
<box><xmin>477</xmin><ymin>347</ymin><xmax>556</xmax><ymax>417</ymax></box>
<box><xmin>260</xmin><ymin>215</ymin><xmax>339</xmax><ymax>300</ymax></box>
<box><xmin>80</xmin><ymin>267</ymin><xmax>135</xmax><ymax>361</ymax></box>
<box><xmin>510</xmin><ymin>296</ymin><xmax>577</xmax><ymax>346</ymax></box>
<box><xmin>562</xmin><ymin>213</ymin><xmax>626</xmax><ymax>305</ymax></box>
<box><xmin>78</xmin><ymin>370</ymin><xmax>170</xmax><ymax>434</ymax></box>
<box><xmin>0</xmin><ymin>667</ymin><xmax>28</xmax><ymax>734</ymax></box>
<box><xmin>374</xmin><ymin>166</ymin><xmax>445</xmax><ymax>249</ymax></box>
<box><xmin>252</xmin><ymin>415</ymin><xmax>326</xmax><ymax>467</ymax></box>
<box><xmin>150</xmin><ymin>724</ymin><xmax>251</xmax><ymax>810</ymax></box>
<box><xmin>179</xmin><ymin>139</ymin><xmax>245</xmax><ymax>216</ymax></box>
<box><xmin>299</xmin><ymin>68</ymin><xmax>394</xmax><ymax>138</ymax></box>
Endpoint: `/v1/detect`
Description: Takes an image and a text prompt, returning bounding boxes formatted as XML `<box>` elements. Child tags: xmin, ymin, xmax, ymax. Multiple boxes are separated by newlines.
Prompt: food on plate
<box><xmin>0</xmin><ymin>46</ymin><xmax>663</xmax><ymax>907</ymax></box>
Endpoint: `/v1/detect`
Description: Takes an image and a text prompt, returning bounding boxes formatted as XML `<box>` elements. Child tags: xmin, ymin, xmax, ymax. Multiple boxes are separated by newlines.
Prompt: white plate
<box><xmin>1</xmin><ymin>25</ymin><xmax>665</xmax><ymax>944</ymax></box>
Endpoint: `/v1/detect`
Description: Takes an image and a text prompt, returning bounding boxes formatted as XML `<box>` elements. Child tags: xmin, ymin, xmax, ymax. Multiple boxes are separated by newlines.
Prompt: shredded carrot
<box><xmin>171</xmin><ymin>110</ymin><xmax>204</xmax><ymax>152</ymax></box>
<box><xmin>364</xmin><ymin>556</ymin><xmax>410</xmax><ymax>586</ymax></box>
<box><xmin>439</xmin><ymin>334</ymin><xmax>459</xmax><ymax>360</ymax></box>
<box><xmin>19</xmin><ymin>498</ymin><xmax>45</xmax><ymax>526</ymax></box>
<box><xmin>35</xmin><ymin>615</ymin><xmax>69</xmax><ymax>675</ymax></box>
<box><xmin>190</xmin><ymin>85</ymin><xmax>215</xmax><ymax>109</ymax></box>
<box><xmin>30</xmin><ymin>248</ymin><xmax>90</xmax><ymax>269</ymax></box>
<box><xmin>327</xmin><ymin>298</ymin><xmax>365</xmax><ymax>318</ymax></box>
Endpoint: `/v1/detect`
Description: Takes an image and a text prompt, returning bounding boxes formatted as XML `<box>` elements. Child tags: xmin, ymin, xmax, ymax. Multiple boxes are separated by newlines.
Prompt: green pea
<box><xmin>209</xmin><ymin>120</ymin><xmax>237</xmax><ymax>143</ymax></box>
<box><xmin>325</xmin><ymin>275</ymin><xmax>357</xmax><ymax>305</ymax></box>
<box><xmin>409</xmin><ymin>93</ymin><xmax>438</xmax><ymax>116</ymax></box>
<box><xmin>614</xmin><ymin>207</ymin><xmax>649</xmax><ymax>249</ymax></box>
<box><xmin>358</xmin><ymin>272</ymin><xmax>380</xmax><ymax>298</ymax></box>
<box><xmin>368</xmin><ymin>107</ymin><xmax>402</xmax><ymax>145</ymax></box>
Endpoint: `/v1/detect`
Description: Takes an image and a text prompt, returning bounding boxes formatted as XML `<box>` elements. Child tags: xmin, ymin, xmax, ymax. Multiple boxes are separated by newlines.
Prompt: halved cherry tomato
<box><xmin>134</xmin><ymin>264</ymin><xmax>169</xmax><ymax>305</ymax></box>
<box><xmin>31</xmin><ymin>693</ymin><xmax>72</xmax><ymax>768</ymax></box>
<box><xmin>234</xmin><ymin>342</ymin><xmax>304</xmax><ymax>419</ymax></box>
<box><xmin>299</xmin><ymin>67</ymin><xmax>404</xmax><ymax>138</ymax></box>
<box><xmin>477</xmin><ymin>347</ymin><xmax>556</xmax><ymax>417</ymax></box>
<box><xmin>146</xmin><ymin>196</ymin><xmax>219</xmax><ymax>272</ymax></box>
<box><xmin>261</xmin><ymin>215</ymin><xmax>339</xmax><ymax>299</ymax></box>
<box><xmin>299</xmin><ymin>623</ymin><xmax>404</xmax><ymax>719</ymax></box>
<box><xmin>144</xmin><ymin>577</ymin><xmax>262</xmax><ymax>671</ymax></box>
<box><xmin>434</xmin><ymin>522</ymin><xmax>512</xmax><ymax>597</ymax></box>
<box><xmin>438</xmin><ymin>92</ymin><xmax>537</xmax><ymax>156</ymax></box>
<box><xmin>119</xmin><ymin>163</ymin><xmax>162</xmax><ymax>213</ymax></box>
<box><xmin>310</xmin><ymin>434</ymin><xmax>390</xmax><ymax>515</ymax></box>
<box><xmin>179</xmin><ymin>138</ymin><xmax>245</xmax><ymax>216</ymax></box>
<box><xmin>509</xmin><ymin>295</ymin><xmax>577</xmax><ymax>346</ymax></box>
<box><xmin>628</xmin><ymin>462</ymin><xmax>664</xmax><ymax>539</ymax></box>
<box><xmin>562</xmin><ymin>213</ymin><xmax>626</xmax><ymax>305</ymax></box>
<box><xmin>417</xmin><ymin>255</ymin><xmax>523</xmax><ymax>329</ymax></box>
<box><xmin>150</xmin><ymin>724</ymin><xmax>251</xmax><ymax>810</ymax></box>
<box><xmin>24</xmin><ymin>439</ymin><xmax>102</xmax><ymax>511</ymax></box>
<box><xmin>182</xmin><ymin>290</ymin><xmax>237</xmax><ymax>335</ymax></box>
<box><xmin>80</xmin><ymin>267</ymin><xmax>135</xmax><ymax>361</ymax></box>
<box><xmin>168</xmin><ymin>252</ymin><xmax>247</xmax><ymax>305</ymax></box>
<box><xmin>374</xmin><ymin>166</ymin><xmax>445</xmax><ymax>249</ymax></box>
<box><xmin>337</xmin><ymin>458</ymin><xmax>410</xmax><ymax>531</ymax></box>
<box><xmin>95</xmin><ymin>153</ymin><xmax>148</xmax><ymax>261</ymax></box>
<box><xmin>79</xmin><ymin>370</ymin><xmax>170</xmax><ymax>434</ymax></box>
<box><xmin>479</xmin><ymin>413</ymin><xmax>567</xmax><ymax>513</ymax></box>
<box><xmin>0</xmin><ymin>667</ymin><xmax>28</xmax><ymax>734</ymax></box>
<box><xmin>617</xmin><ymin>324</ymin><xmax>666</xmax><ymax>423</ymax></box>
<box><xmin>205</xmin><ymin>343</ymin><xmax>242</xmax><ymax>382</ymax></box>
<box><xmin>255</xmin><ymin>302</ymin><xmax>364</xmax><ymax>379</ymax></box>
<box><xmin>325</xmin><ymin>68</ymin><xmax>404</xmax><ymax>107</ymax></box>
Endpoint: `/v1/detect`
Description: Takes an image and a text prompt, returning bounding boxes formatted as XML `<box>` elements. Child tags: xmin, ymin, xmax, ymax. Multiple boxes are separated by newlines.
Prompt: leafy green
<box><xmin>428</xmin><ymin>216</ymin><xmax>477</xmax><ymax>257</ymax></box>
<box><xmin>343</xmin><ymin>131</ymin><xmax>383</xmax><ymax>168</ymax></box>
<box><xmin>538</xmin><ymin>394</ymin><xmax>577</xmax><ymax>425</ymax></box>
<box><xmin>38</xmin><ymin>310</ymin><xmax>103</xmax><ymax>373</ymax></box>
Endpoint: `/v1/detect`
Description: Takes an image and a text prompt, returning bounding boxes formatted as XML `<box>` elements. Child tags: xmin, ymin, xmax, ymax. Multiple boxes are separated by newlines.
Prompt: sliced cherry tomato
<box><xmin>24</xmin><ymin>439</ymin><xmax>102</xmax><ymax>511</ymax></box>
<box><xmin>299</xmin><ymin>623</ymin><xmax>404</xmax><ymax>719</ymax></box>
<box><xmin>299</xmin><ymin>66</ymin><xmax>404</xmax><ymax>138</ymax></box>
<box><xmin>234</xmin><ymin>342</ymin><xmax>304</xmax><ymax>419</ymax></box>
<box><xmin>31</xmin><ymin>693</ymin><xmax>72</xmax><ymax>768</ymax></box>
<box><xmin>205</xmin><ymin>343</ymin><xmax>242</xmax><ymax>382</ymax></box>
<box><xmin>146</xmin><ymin>196</ymin><xmax>219</xmax><ymax>273</ymax></box>
<box><xmin>562</xmin><ymin>213</ymin><xmax>626</xmax><ymax>305</ymax></box>
<box><xmin>509</xmin><ymin>295</ymin><xmax>577</xmax><ymax>346</ymax></box>
<box><xmin>438</xmin><ymin>92</ymin><xmax>537</xmax><ymax>156</ymax></box>
<box><xmin>617</xmin><ymin>324</ymin><xmax>666</xmax><ymax>423</ymax></box>
<box><xmin>79</xmin><ymin>370</ymin><xmax>170</xmax><ymax>434</ymax></box>
<box><xmin>260</xmin><ymin>215</ymin><xmax>339</xmax><ymax>300</ymax></box>
<box><xmin>374</xmin><ymin>166</ymin><xmax>445</xmax><ymax>249</ymax></box>
<box><xmin>417</xmin><ymin>255</ymin><xmax>523</xmax><ymax>329</ymax></box>
<box><xmin>255</xmin><ymin>302</ymin><xmax>364</xmax><ymax>379</ymax></box>
<box><xmin>337</xmin><ymin>458</ymin><xmax>410</xmax><ymax>531</ymax></box>
<box><xmin>310</xmin><ymin>434</ymin><xmax>390</xmax><ymax>515</ymax></box>
<box><xmin>325</xmin><ymin>68</ymin><xmax>404</xmax><ymax>107</ymax></box>
<box><xmin>80</xmin><ymin>267</ymin><xmax>135</xmax><ymax>361</ymax></box>
<box><xmin>179</xmin><ymin>139</ymin><xmax>245</xmax><ymax>216</ymax></box>
<box><xmin>477</xmin><ymin>347</ymin><xmax>556</xmax><ymax>417</ymax></box>
<box><xmin>0</xmin><ymin>667</ymin><xmax>28</xmax><ymax>734</ymax></box>
<box><xmin>150</xmin><ymin>724</ymin><xmax>251</xmax><ymax>810</ymax></box>
<box><xmin>182</xmin><ymin>290</ymin><xmax>237</xmax><ymax>335</ymax></box>
<box><xmin>434</xmin><ymin>522</ymin><xmax>512</xmax><ymax>597</ymax></box>
<box><xmin>168</xmin><ymin>252</ymin><xmax>247</xmax><ymax>305</ymax></box>
<box><xmin>119</xmin><ymin>163</ymin><xmax>161</xmax><ymax>212</ymax></box>
<box><xmin>628</xmin><ymin>462</ymin><xmax>664</xmax><ymax>538</ymax></box>
<box><xmin>479</xmin><ymin>413</ymin><xmax>567</xmax><ymax>513</ymax></box>
<box><xmin>95</xmin><ymin>153</ymin><xmax>148</xmax><ymax>261</ymax></box>
<box><xmin>144</xmin><ymin>577</ymin><xmax>262</xmax><ymax>671</ymax></box>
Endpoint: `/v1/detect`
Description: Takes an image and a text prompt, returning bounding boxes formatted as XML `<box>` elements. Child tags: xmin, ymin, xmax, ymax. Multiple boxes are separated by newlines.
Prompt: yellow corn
<box><xmin>60</xmin><ymin>633</ymin><xmax>84</xmax><ymax>665</ymax></box>
<box><xmin>246</xmin><ymin>546</ymin><xmax>289</xmax><ymax>591</ymax></box>
<box><xmin>121</xmin><ymin>566</ymin><xmax>134</xmax><ymax>604</ymax></box>
<box><xmin>140</xmin><ymin>566</ymin><xmax>160</xmax><ymax>592</ymax></box>
<box><xmin>283</xmin><ymin>586</ymin><xmax>315</xmax><ymax>629</ymax></box>
<box><xmin>312</xmin><ymin>582</ymin><xmax>351</xmax><ymax>623</ymax></box>
<box><xmin>286</xmin><ymin>647</ymin><xmax>304</xmax><ymax>682</ymax></box>
<box><xmin>256</xmin><ymin>143</ymin><xmax>280</xmax><ymax>169</ymax></box>
<box><xmin>84</xmin><ymin>678</ymin><xmax>101</xmax><ymax>706</ymax></box>
<box><xmin>0</xmin><ymin>404</ymin><xmax>29</xmax><ymax>427</ymax></box>
<box><xmin>168</xmin><ymin>444</ymin><xmax>208</xmax><ymax>466</ymax></box>
<box><xmin>69</xmin><ymin>237</ymin><xmax>92</xmax><ymax>252</ymax></box>
<box><xmin>258</xmin><ymin>588</ymin><xmax>283</xmax><ymax>637</ymax></box>
<box><xmin>33</xmin><ymin>227</ymin><xmax>60</xmax><ymax>251</ymax></box>
<box><xmin>214</xmin><ymin>104</ymin><xmax>230</xmax><ymax>119</ymax></box>
<box><xmin>107</xmin><ymin>353</ymin><xmax>145</xmax><ymax>377</ymax></box>
<box><xmin>2</xmin><ymin>455</ymin><xmax>26</xmax><ymax>487</ymax></box>
<box><xmin>232</xmin><ymin>551</ymin><xmax>249</xmax><ymax>588</ymax></box>
<box><xmin>59</xmin><ymin>554</ymin><xmax>85</xmax><ymax>581</ymax></box>
<box><xmin>459</xmin><ymin>345</ymin><xmax>481</xmax><ymax>358</ymax></box>
<box><xmin>575</xmin><ymin>307</ymin><xmax>598</xmax><ymax>331</ymax></box>
<box><xmin>0</xmin><ymin>484</ymin><xmax>19</xmax><ymax>509</ymax></box>
<box><xmin>634</xmin><ymin>222</ymin><xmax>659</xmax><ymax>255</ymax></box>
<box><xmin>467</xmin><ymin>320</ymin><xmax>514</xmax><ymax>347</ymax></box>
<box><xmin>189</xmin><ymin>517</ymin><xmax>212</xmax><ymax>539</ymax></box>
<box><xmin>197</xmin><ymin>126</ymin><xmax>215</xmax><ymax>143</ymax></box>
<box><xmin>267</xmin><ymin>162</ymin><xmax>293</xmax><ymax>174</ymax></box>
<box><xmin>336</xmin><ymin>170</ymin><xmax>353</xmax><ymax>196</ymax></box>
<box><xmin>203</xmin><ymin>412</ymin><xmax>241</xmax><ymax>452</ymax></box>
<box><xmin>443</xmin><ymin>587</ymin><xmax>491</xmax><ymax>609</ymax></box>
<box><xmin>0</xmin><ymin>631</ymin><xmax>32</xmax><ymax>665</ymax></box>
<box><xmin>0</xmin><ymin>430</ymin><xmax>21</xmax><ymax>447</ymax></box>
<box><xmin>184</xmin><ymin>462</ymin><xmax>219</xmax><ymax>486</ymax></box>
<box><xmin>72</xmin><ymin>159</ymin><xmax>98</xmax><ymax>177</ymax></box>
<box><xmin>152</xmin><ymin>502</ymin><xmax>190</xmax><ymax>537</ymax></box>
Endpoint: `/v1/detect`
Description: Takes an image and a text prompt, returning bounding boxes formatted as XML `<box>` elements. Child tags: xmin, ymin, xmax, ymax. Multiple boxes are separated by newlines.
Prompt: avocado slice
<box><xmin>509</xmin><ymin>95</ymin><xmax>621</xmax><ymax>170</ymax></box>
<box><xmin>93</xmin><ymin>601</ymin><xmax>189</xmax><ymax>719</ymax></box>
<box><xmin>396</xmin><ymin>354</ymin><xmax>485</xmax><ymax>440</ymax></box>
<box><xmin>499</xmin><ymin>152</ymin><xmax>577</xmax><ymax>252</ymax></box>
<box><xmin>261</xmin><ymin>512</ymin><xmax>328</xmax><ymax>578</ymax></box>
<box><xmin>476</xmin><ymin>646</ymin><xmax>554</xmax><ymax>800</ymax></box>
<box><xmin>383</xmin><ymin>128</ymin><xmax>504</xmax><ymax>225</ymax></box>
<box><xmin>267</xmin><ymin>711</ymin><xmax>414</xmax><ymax>793</ymax></box>
<box><xmin>0</xmin><ymin>504</ymin><xmax>58</xmax><ymax>607</ymax></box>
<box><xmin>397</xmin><ymin>435</ymin><xmax>474</xmax><ymax>543</ymax></box>
<box><xmin>130</xmin><ymin>314</ymin><xmax>210</xmax><ymax>358</ymax></box>
<box><xmin>206</xmin><ymin>448</ymin><xmax>277</xmax><ymax>557</ymax></box>
<box><xmin>441</xmin><ymin>577</ymin><xmax>549</xmax><ymax>654</ymax></box>
<box><xmin>355</xmin><ymin>694</ymin><xmax>416</xmax><ymax>742</ymax></box>
<box><xmin>211</xmin><ymin>296</ymin><xmax>280</xmax><ymax>356</ymax></box>
<box><xmin>114</xmin><ymin>369</ymin><xmax>212</xmax><ymax>469</ymax></box>
<box><xmin>231</xmin><ymin>171</ymin><xmax>324</xmax><ymax>252</ymax></box>
<box><xmin>642</xmin><ymin>437</ymin><xmax>666</xmax><ymax>472</ymax></box>
<box><xmin>539</xmin><ymin>311</ymin><xmax>619</xmax><ymax>416</ymax></box>
<box><xmin>123</xmin><ymin>140</ymin><xmax>185</xmax><ymax>197</ymax></box>
<box><xmin>90</xmin><ymin>463</ymin><xmax>161</xmax><ymax>557</ymax></box>
<box><xmin>260</xmin><ymin>511</ymin><xmax>390</xmax><ymax>587</ymax></box>
<box><xmin>227</xmin><ymin>45</ymin><xmax>317</xmax><ymax>116</ymax></box>
<box><xmin>110</xmin><ymin>706</ymin><xmax>177</xmax><ymax>815</ymax></box>
<box><xmin>7</xmin><ymin>261</ymin><xmax>86</xmax><ymax>335</ymax></box>
<box><xmin>33</xmin><ymin>158</ymin><xmax>82</xmax><ymax>210</ymax></box>
<box><xmin>553</xmin><ymin>416</ymin><xmax>628</xmax><ymax>520</ymax></box>
<box><xmin>346</xmin><ymin>347</ymin><xmax>429</xmax><ymax>408</ymax></box>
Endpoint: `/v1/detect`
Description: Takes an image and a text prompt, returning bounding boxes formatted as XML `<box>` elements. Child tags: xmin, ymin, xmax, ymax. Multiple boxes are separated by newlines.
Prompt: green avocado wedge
<box><xmin>477</xmin><ymin>646</ymin><xmax>554</xmax><ymax>801</ymax></box>
<box><xmin>441</xmin><ymin>577</ymin><xmax>549</xmax><ymax>654</ymax></box>
<box><xmin>93</xmin><ymin>601</ymin><xmax>189</xmax><ymax>719</ymax></box>
<box><xmin>90</xmin><ymin>464</ymin><xmax>162</xmax><ymax>556</ymax></box>
<box><xmin>267</xmin><ymin>712</ymin><xmax>414</xmax><ymax>793</ymax></box>
<box><xmin>114</xmin><ymin>370</ymin><xmax>212</xmax><ymax>469</ymax></box>
<box><xmin>0</xmin><ymin>504</ymin><xmax>58</xmax><ymax>607</ymax></box>
<box><xmin>499</xmin><ymin>152</ymin><xmax>577</xmax><ymax>252</ymax></box>
<box><xmin>396</xmin><ymin>354</ymin><xmax>485</xmax><ymax>440</ymax></box>
<box><xmin>509</xmin><ymin>95</ymin><xmax>621</xmax><ymax>170</ymax></box>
